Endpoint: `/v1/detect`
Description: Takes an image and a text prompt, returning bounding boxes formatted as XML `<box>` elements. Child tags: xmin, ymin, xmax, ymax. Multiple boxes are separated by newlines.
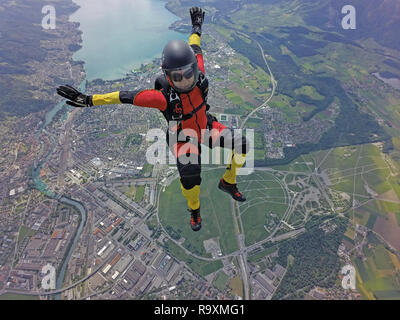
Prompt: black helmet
<box><xmin>161</xmin><ymin>40</ymin><xmax>199</xmax><ymax>93</ymax></box>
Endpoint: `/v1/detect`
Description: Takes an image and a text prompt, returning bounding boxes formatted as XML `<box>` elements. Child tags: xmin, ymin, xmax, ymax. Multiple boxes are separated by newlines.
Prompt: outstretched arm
<box><xmin>189</xmin><ymin>7</ymin><xmax>205</xmax><ymax>74</ymax></box>
<box><xmin>92</xmin><ymin>90</ymin><xmax>167</xmax><ymax>111</ymax></box>
<box><xmin>56</xmin><ymin>85</ymin><xmax>167</xmax><ymax>111</ymax></box>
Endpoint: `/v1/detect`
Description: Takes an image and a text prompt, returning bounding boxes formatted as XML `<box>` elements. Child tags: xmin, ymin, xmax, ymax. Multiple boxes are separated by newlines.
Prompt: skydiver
<box><xmin>56</xmin><ymin>7</ymin><xmax>249</xmax><ymax>232</ymax></box>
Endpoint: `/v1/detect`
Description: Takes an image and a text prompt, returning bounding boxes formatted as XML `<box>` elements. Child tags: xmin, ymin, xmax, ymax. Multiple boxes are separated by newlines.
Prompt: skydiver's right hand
<box><xmin>56</xmin><ymin>85</ymin><xmax>93</xmax><ymax>107</ymax></box>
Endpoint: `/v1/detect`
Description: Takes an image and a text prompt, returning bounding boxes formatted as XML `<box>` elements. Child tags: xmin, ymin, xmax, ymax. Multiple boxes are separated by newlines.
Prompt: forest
<box><xmin>272</xmin><ymin>216</ymin><xmax>348</xmax><ymax>299</ymax></box>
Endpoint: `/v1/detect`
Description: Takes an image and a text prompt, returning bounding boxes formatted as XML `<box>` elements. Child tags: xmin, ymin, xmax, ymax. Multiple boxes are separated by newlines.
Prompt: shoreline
<box><xmin>78</xmin><ymin>0</ymin><xmax>190</xmax><ymax>87</ymax></box>
<box><xmin>70</xmin><ymin>0</ymin><xmax>186</xmax><ymax>86</ymax></box>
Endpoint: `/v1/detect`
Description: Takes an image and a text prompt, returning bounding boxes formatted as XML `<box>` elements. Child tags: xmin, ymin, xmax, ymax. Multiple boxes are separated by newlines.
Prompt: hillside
<box><xmin>0</xmin><ymin>0</ymin><xmax>84</xmax><ymax>118</ymax></box>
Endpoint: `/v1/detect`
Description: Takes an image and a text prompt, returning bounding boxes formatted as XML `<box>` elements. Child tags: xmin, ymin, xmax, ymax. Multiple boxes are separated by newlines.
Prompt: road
<box><xmin>239</xmin><ymin>35</ymin><xmax>277</xmax><ymax>130</ymax></box>
<box><xmin>234</xmin><ymin>30</ymin><xmax>277</xmax><ymax>299</ymax></box>
<box><xmin>230</xmin><ymin>200</ymin><xmax>250</xmax><ymax>299</ymax></box>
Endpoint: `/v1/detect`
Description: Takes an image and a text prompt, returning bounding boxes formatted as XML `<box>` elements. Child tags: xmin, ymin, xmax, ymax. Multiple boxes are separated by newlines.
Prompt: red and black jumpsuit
<box><xmin>91</xmin><ymin>32</ymin><xmax>248</xmax><ymax>210</ymax></box>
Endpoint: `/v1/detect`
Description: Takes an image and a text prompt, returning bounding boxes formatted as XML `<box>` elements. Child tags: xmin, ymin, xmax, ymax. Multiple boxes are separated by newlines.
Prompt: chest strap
<box><xmin>179</xmin><ymin>100</ymin><xmax>206</xmax><ymax>121</ymax></box>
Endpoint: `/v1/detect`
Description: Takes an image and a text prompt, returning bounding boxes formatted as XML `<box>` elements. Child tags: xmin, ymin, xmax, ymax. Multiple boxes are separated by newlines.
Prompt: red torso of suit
<box><xmin>175</xmin><ymin>86</ymin><xmax>208</xmax><ymax>141</ymax></box>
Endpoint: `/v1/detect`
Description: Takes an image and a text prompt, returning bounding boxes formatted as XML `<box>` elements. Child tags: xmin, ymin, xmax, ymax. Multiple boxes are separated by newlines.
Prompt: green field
<box><xmin>311</xmin><ymin>144</ymin><xmax>398</xmax><ymax>203</ymax></box>
<box><xmin>225</xmin><ymin>89</ymin><xmax>244</xmax><ymax>105</ymax></box>
<box><xmin>159</xmin><ymin>168</ymin><xmax>289</xmax><ymax>254</ymax></box>
<box><xmin>140</xmin><ymin>163</ymin><xmax>153</xmax><ymax>177</ymax></box>
<box><xmin>159</xmin><ymin>168</ymin><xmax>238</xmax><ymax>257</ymax></box>
<box><xmin>17</xmin><ymin>225</ymin><xmax>36</xmax><ymax>243</ymax></box>
<box><xmin>162</xmin><ymin>239</ymin><xmax>223</xmax><ymax>277</ymax></box>
<box><xmin>272</xmin><ymin>155</ymin><xmax>315</xmax><ymax>173</ymax></box>
<box><xmin>135</xmin><ymin>185</ymin><xmax>145</xmax><ymax>202</ymax></box>
<box><xmin>229</xmin><ymin>275</ymin><xmax>244</xmax><ymax>297</ymax></box>
<box><xmin>213</xmin><ymin>271</ymin><xmax>230</xmax><ymax>291</ymax></box>
<box><xmin>237</xmin><ymin>170</ymin><xmax>288</xmax><ymax>246</ymax></box>
<box><xmin>373</xmin><ymin>290</ymin><xmax>400</xmax><ymax>299</ymax></box>
<box><xmin>353</xmin><ymin>243</ymin><xmax>400</xmax><ymax>300</ymax></box>
<box><xmin>373</xmin><ymin>245</ymin><xmax>394</xmax><ymax>270</ymax></box>
<box><xmin>294</xmin><ymin>85</ymin><xmax>325</xmax><ymax>100</ymax></box>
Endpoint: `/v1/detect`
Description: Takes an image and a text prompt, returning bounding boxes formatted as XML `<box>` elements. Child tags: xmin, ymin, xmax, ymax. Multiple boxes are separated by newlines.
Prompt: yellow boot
<box><xmin>219</xmin><ymin>152</ymin><xmax>247</xmax><ymax>201</ymax></box>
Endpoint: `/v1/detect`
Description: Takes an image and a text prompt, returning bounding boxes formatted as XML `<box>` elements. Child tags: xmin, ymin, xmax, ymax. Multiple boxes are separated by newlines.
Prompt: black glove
<box><xmin>190</xmin><ymin>7</ymin><xmax>205</xmax><ymax>35</ymax></box>
<box><xmin>56</xmin><ymin>85</ymin><xmax>93</xmax><ymax>107</ymax></box>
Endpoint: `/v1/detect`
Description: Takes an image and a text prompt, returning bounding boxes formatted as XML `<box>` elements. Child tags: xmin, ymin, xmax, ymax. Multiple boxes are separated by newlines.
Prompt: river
<box><xmin>55</xmin><ymin>196</ymin><xmax>87</xmax><ymax>299</ymax></box>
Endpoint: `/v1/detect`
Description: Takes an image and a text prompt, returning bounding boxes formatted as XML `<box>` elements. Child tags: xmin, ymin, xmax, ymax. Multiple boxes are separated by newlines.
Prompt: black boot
<box><xmin>188</xmin><ymin>207</ymin><xmax>201</xmax><ymax>231</ymax></box>
<box><xmin>218</xmin><ymin>178</ymin><xmax>246</xmax><ymax>202</ymax></box>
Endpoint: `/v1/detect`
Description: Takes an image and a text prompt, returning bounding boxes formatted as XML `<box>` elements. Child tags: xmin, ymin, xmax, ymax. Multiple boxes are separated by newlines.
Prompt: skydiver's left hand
<box><xmin>190</xmin><ymin>7</ymin><xmax>205</xmax><ymax>27</ymax></box>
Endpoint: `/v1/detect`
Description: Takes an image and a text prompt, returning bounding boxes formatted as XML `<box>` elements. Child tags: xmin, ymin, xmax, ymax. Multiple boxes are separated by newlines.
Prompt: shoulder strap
<box><xmin>154</xmin><ymin>74</ymin><xmax>183</xmax><ymax>121</ymax></box>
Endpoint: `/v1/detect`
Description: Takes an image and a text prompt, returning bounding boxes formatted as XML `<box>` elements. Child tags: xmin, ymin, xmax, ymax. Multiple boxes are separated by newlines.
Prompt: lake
<box><xmin>70</xmin><ymin>0</ymin><xmax>186</xmax><ymax>80</ymax></box>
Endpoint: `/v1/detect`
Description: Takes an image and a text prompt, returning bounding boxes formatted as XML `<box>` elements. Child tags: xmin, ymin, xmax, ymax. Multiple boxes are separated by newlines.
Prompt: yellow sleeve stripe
<box><xmin>92</xmin><ymin>91</ymin><xmax>121</xmax><ymax>106</ymax></box>
<box><xmin>189</xmin><ymin>33</ymin><xmax>201</xmax><ymax>47</ymax></box>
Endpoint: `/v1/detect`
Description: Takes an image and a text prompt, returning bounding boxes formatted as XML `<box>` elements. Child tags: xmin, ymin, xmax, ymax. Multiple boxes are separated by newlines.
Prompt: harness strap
<box><xmin>181</xmin><ymin>100</ymin><xmax>206</xmax><ymax>120</ymax></box>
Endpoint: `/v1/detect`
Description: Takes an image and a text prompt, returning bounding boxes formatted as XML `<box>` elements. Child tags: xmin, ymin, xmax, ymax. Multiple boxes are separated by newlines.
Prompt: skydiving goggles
<box><xmin>170</xmin><ymin>66</ymin><xmax>195</xmax><ymax>81</ymax></box>
<box><xmin>164</xmin><ymin>62</ymin><xmax>199</xmax><ymax>91</ymax></box>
